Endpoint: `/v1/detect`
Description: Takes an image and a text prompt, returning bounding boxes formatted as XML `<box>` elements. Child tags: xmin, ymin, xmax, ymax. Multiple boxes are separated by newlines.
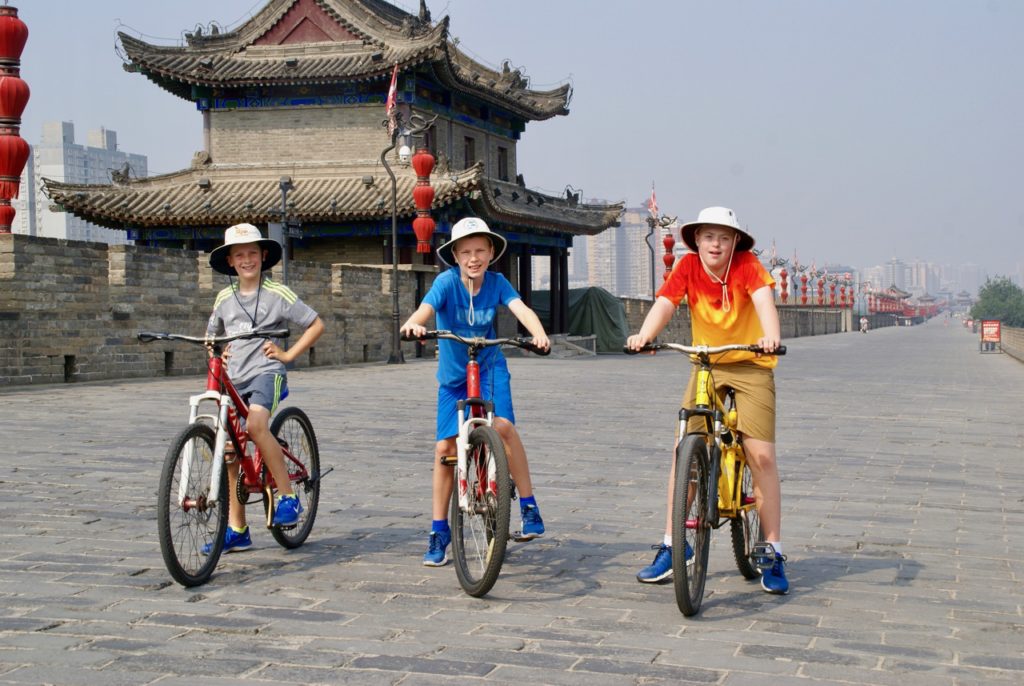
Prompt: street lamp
<box><xmin>380</xmin><ymin>110</ymin><xmax>437</xmax><ymax>364</ymax></box>
<box><xmin>645</xmin><ymin>213</ymin><xmax>675</xmax><ymax>299</ymax></box>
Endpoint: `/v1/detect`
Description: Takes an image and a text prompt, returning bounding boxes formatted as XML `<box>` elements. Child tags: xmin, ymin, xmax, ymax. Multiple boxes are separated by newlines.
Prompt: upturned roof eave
<box><xmin>42</xmin><ymin>163</ymin><xmax>620</xmax><ymax>236</ymax></box>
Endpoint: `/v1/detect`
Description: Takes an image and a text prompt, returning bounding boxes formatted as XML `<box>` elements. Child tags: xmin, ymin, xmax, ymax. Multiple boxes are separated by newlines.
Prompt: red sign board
<box><xmin>981</xmin><ymin>320</ymin><xmax>1001</xmax><ymax>343</ymax></box>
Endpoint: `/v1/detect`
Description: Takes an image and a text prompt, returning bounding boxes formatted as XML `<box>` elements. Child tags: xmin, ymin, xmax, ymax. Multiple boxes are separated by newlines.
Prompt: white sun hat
<box><xmin>436</xmin><ymin>217</ymin><xmax>508</xmax><ymax>267</ymax></box>
<box><xmin>679</xmin><ymin>206</ymin><xmax>755</xmax><ymax>253</ymax></box>
<box><xmin>209</xmin><ymin>223</ymin><xmax>282</xmax><ymax>276</ymax></box>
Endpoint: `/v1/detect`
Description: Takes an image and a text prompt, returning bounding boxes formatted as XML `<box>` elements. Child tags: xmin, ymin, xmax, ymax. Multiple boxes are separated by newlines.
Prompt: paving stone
<box><xmin>0</xmin><ymin>320</ymin><xmax>1021</xmax><ymax>683</ymax></box>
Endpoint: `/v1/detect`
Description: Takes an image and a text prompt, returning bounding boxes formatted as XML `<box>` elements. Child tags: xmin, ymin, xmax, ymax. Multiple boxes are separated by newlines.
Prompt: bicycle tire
<box><xmin>450</xmin><ymin>426</ymin><xmax>511</xmax><ymax>597</ymax></box>
<box><xmin>730</xmin><ymin>455</ymin><xmax>763</xmax><ymax>579</ymax></box>
<box><xmin>672</xmin><ymin>434</ymin><xmax>712</xmax><ymax>616</ymax></box>
<box><xmin>157</xmin><ymin>423</ymin><xmax>228</xmax><ymax>587</ymax></box>
<box><xmin>267</xmin><ymin>407</ymin><xmax>321</xmax><ymax>549</ymax></box>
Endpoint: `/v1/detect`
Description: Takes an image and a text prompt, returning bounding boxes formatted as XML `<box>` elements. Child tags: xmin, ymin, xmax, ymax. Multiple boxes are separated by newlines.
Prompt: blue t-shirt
<box><xmin>423</xmin><ymin>267</ymin><xmax>521</xmax><ymax>387</ymax></box>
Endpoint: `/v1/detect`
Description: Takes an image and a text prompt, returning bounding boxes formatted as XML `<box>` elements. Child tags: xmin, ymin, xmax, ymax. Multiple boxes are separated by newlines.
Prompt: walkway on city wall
<box><xmin>0</xmin><ymin>318</ymin><xmax>1021</xmax><ymax>685</ymax></box>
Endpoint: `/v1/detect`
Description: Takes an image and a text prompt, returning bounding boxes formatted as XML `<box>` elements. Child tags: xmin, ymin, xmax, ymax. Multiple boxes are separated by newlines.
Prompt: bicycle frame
<box><xmin>151</xmin><ymin>328</ymin><xmax>308</xmax><ymax>516</ymax></box>
<box><xmin>402</xmin><ymin>330</ymin><xmax>547</xmax><ymax>514</ymax></box>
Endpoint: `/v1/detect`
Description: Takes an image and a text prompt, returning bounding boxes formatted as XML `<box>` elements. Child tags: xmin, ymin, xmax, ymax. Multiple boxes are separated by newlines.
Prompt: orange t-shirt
<box><xmin>657</xmin><ymin>251</ymin><xmax>777</xmax><ymax>368</ymax></box>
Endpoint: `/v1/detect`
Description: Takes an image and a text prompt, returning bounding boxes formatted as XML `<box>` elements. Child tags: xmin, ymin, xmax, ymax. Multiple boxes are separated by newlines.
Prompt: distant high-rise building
<box><xmin>12</xmin><ymin>121</ymin><xmax>147</xmax><ymax>244</ymax></box>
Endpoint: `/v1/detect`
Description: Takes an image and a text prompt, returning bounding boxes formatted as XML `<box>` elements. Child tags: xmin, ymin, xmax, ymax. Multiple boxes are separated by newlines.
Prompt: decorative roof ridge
<box><xmin>118</xmin><ymin>0</ymin><xmax>444</xmax><ymax>56</ymax></box>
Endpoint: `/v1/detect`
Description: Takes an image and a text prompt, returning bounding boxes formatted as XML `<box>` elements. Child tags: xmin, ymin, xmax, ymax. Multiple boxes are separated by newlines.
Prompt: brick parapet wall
<box><xmin>621</xmin><ymin>298</ymin><xmax>845</xmax><ymax>343</ymax></box>
<box><xmin>0</xmin><ymin>234</ymin><xmax>436</xmax><ymax>386</ymax></box>
<box><xmin>998</xmin><ymin>325</ymin><xmax>1024</xmax><ymax>364</ymax></box>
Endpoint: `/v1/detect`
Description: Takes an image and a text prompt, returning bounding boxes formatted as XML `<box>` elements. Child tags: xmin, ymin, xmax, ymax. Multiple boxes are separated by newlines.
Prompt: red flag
<box><xmin>647</xmin><ymin>183</ymin><xmax>658</xmax><ymax>218</ymax></box>
<box><xmin>385</xmin><ymin>64</ymin><xmax>399</xmax><ymax>136</ymax></box>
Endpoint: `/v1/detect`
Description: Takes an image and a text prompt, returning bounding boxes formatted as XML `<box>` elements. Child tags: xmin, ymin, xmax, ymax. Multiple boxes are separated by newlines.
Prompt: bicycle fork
<box><xmin>178</xmin><ymin>390</ymin><xmax>230</xmax><ymax>509</ymax></box>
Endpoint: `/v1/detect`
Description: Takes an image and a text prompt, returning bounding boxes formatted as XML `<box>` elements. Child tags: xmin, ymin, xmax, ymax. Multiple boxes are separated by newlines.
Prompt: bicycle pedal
<box><xmin>440</xmin><ymin>455</ymin><xmax>457</xmax><ymax>467</ymax></box>
<box><xmin>749</xmin><ymin>542</ymin><xmax>777</xmax><ymax>570</ymax></box>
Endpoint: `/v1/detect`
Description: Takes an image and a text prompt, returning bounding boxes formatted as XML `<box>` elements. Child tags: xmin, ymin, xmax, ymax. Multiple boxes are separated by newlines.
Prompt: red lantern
<box><xmin>0</xmin><ymin>133</ymin><xmax>29</xmax><ymax>198</ymax></box>
<box><xmin>800</xmin><ymin>273</ymin><xmax>808</xmax><ymax>305</ymax></box>
<box><xmin>411</xmin><ymin>147</ymin><xmax>434</xmax><ymax>178</ymax></box>
<box><xmin>412</xmin><ymin>216</ymin><xmax>435</xmax><ymax>250</ymax></box>
<box><xmin>410</xmin><ymin>147</ymin><xmax>435</xmax><ymax>253</ymax></box>
<box><xmin>779</xmin><ymin>268</ymin><xmax>789</xmax><ymax>304</ymax></box>
<box><xmin>662</xmin><ymin>230</ymin><xmax>675</xmax><ymax>281</ymax></box>
<box><xmin>0</xmin><ymin>75</ymin><xmax>29</xmax><ymax>121</ymax></box>
<box><xmin>0</xmin><ymin>7</ymin><xmax>28</xmax><ymax>63</ymax></box>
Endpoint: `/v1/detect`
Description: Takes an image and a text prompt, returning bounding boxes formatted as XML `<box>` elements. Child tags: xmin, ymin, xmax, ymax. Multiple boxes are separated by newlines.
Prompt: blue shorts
<box><xmin>235</xmin><ymin>374</ymin><xmax>288</xmax><ymax>414</ymax></box>
<box><xmin>436</xmin><ymin>367</ymin><xmax>515</xmax><ymax>441</ymax></box>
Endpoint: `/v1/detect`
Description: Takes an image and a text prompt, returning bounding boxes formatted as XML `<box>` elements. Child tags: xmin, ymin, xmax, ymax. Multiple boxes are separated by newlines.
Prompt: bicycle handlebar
<box><xmin>402</xmin><ymin>329</ymin><xmax>551</xmax><ymax>356</ymax></box>
<box><xmin>623</xmin><ymin>342</ymin><xmax>786</xmax><ymax>356</ymax></box>
<box><xmin>137</xmin><ymin>328</ymin><xmax>291</xmax><ymax>345</ymax></box>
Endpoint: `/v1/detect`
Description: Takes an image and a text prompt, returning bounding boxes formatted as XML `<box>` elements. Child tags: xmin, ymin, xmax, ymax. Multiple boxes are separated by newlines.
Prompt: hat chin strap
<box><xmin>698</xmin><ymin>244</ymin><xmax>735</xmax><ymax>313</ymax></box>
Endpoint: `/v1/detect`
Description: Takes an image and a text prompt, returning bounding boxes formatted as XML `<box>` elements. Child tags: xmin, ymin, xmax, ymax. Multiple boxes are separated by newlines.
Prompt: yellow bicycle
<box><xmin>627</xmin><ymin>342</ymin><xmax>785</xmax><ymax>616</ymax></box>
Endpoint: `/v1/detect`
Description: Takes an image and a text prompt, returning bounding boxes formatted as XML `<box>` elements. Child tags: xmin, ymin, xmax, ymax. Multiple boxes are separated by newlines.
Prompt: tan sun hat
<box><xmin>679</xmin><ymin>206</ymin><xmax>755</xmax><ymax>253</ymax></box>
<box><xmin>436</xmin><ymin>217</ymin><xmax>507</xmax><ymax>267</ymax></box>
<box><xmin>209</xmin><ymin>223</ymin><xmax>282</xmax><ymax>276</ymax></box>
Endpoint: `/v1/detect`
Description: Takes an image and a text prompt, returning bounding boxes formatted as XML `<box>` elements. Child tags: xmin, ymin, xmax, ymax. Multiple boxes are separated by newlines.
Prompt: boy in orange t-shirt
<box><xmin>626</xmin><ymin>206</ymin><xmax>788</xmax><ymax>595</ymax></box>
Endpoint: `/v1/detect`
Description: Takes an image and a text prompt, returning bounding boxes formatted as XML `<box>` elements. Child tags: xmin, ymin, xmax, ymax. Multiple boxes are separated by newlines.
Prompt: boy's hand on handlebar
<box><xmin>531</xmin><ymin>334</ymin><xmax>550</xmax><ymax>352</ymax></box>
<box><xmin>626</xmin><ymin>333</ymin><xmax>652</xmax><ymax>352</ymax></box>
<box><xmin>401</xmin><ymin>323</ymin><xmax>427</xmax><ymax>340</ymax></box>
<box><xmin>756</xmin><ymin>336</ymin><xmax>781</xmax><ymax>354</ymax></box>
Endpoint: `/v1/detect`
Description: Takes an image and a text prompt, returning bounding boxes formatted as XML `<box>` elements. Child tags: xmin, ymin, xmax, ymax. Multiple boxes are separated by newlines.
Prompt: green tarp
<box><xmin>529</xmin><ymin>287</ymin><xmax>629</xmax><ymax>353</ymax></box>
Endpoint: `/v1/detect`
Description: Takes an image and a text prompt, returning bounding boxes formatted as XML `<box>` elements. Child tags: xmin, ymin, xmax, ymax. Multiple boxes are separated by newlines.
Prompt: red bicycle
<box><xmin>404</xmin><ymin>330</ymin><xmax>548</xmax><ymax>597</ymax></box>
<box><xmin>139</xmin><ymin>328</ymin><xmax>327</xmax><ymax>587</ymax></box>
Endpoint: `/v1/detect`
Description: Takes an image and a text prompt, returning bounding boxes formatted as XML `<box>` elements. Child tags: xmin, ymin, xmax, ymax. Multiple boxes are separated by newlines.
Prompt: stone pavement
<box><xmin>1</xmin><ymin>317</ymin><xmax>1021</xmax><ymax>685</ymax></box>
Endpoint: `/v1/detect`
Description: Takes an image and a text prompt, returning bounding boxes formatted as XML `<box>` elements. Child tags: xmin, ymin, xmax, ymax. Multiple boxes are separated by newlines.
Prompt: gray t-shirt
<box><xmin>206</xmin><ymin>278</ymin><xmax>319</xmax><ymax>385</ymax></box>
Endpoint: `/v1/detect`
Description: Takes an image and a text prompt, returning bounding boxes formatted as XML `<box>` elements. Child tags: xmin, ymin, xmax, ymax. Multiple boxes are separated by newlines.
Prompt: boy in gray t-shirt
<box><xmin>204</xmin><ymin>223</ymin><xmax>324</xmax><ymax>553</ymax></box>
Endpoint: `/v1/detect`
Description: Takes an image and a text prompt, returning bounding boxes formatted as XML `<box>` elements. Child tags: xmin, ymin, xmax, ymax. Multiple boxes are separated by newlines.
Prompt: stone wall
<box><xmin>998</xmin><ymin>325</ymin><xmax>1024</xmax><ymax>364</ymax></box>
<box><xmin>0</xmin><ymin>234</ymin><xmax>435</xmax><ymax>386</ymax></box>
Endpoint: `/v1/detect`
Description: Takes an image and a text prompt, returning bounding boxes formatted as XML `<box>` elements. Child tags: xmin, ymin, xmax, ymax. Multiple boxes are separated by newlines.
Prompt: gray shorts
<box><xmin>234</xmin><ymin>373</ymin><xmax>288</xmax><ymax>414</ymax></box>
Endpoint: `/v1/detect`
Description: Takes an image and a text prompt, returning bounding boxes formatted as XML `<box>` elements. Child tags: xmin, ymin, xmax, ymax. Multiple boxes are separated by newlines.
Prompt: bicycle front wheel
<box><xmin>672</xmin><ymin>434</ymin><xmax>712</xmax><ymax>616</ymax></box>
<box><xmin>268</xmin><ymin>407</ymin><xmax>321</xmax><ymax>549</ymax></box>
<box><xmin>450</xmin><ymin>426</ymin><xmax>511</xmax><ymax>597</ymax></box>
<box><xmin>730</xmin><ymin>455</ymin><xmax>763</xmax><ymax>579</ymax></box>
<box><xmin>157</xmin><ymin>423</ymin><xmax>227</xmax><ymax>587</ymax></box>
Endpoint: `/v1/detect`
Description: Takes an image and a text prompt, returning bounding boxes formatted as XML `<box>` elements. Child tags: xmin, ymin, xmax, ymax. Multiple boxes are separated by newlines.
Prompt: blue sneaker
<box><xmin>423</xmin><ymin>530</ymin><xmax>451</xmax><ymax>567</ymax></box>
<box><xmin>516</xmin><ymin>504</ymin><xmax>545</xmax><ymax>540</ymax></box>
<box><xmin>201</xmin><ymin>526</ymin><xmax>251</xmax><ymax>555</ymax></box>
<box><xmin>272</xmin><ymin>495</ymin><xmax>303</xmax><ymax>527</ymax></box>
<box><xmin>761</xmin><ymin>552</ymin><xmax>789</xmax><ymax>595</ymax></box>
<box><xmin>636</xmin><ymin>542</ymin><xmax>694</xmax><ymax>583</ymax></box>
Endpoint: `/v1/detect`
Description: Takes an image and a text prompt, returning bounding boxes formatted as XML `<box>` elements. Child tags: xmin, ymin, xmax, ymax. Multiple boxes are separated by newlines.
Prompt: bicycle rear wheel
<box><xmin>157</xmin><ymin>423</ymin><xmax>227</xmax><ymax>587</ymax></box>
<box><xmin>672</xmin><ymin>434</ymin><xmax>712</xmax><ymax>616</ymax></box>
<box><xmin>450</xmin><ymin>426</ymin><xmax>511</xmax><ymax>597</ymax></box>
<box><xmin>268</xmin><ymin>407</ymin><xmax>320</xmax><ymax>549</ymax></box>
<box><xmin>730</xmin><ymin>455</ymin><xmax>763</xmax><ymax>579</ymax></box>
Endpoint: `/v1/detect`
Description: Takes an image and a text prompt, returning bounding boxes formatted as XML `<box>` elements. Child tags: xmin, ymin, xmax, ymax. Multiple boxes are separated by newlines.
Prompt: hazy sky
<box><xmin>16</xmin><ymin>0</ymin><xmax>1024</xmax><ymax>275</ymax></box>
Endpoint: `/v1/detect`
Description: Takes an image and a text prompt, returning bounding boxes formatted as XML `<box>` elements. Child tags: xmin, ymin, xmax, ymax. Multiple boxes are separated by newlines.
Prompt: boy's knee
<box><xmin>434</xmin><ymin>439</ymin><xmax>456</xmax><ymax>461</ymax></box>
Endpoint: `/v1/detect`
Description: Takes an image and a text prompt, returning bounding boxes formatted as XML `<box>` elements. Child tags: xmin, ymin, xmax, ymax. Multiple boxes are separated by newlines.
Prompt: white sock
<box><xmin>663</xmin><ymin>534</ymin><xmax>672</xmax><ymax>548</ymax></box>
<box><xmin>768</xmin><ymin>541</ymin><xmax>783</xmax><ymax>556</ymax></box>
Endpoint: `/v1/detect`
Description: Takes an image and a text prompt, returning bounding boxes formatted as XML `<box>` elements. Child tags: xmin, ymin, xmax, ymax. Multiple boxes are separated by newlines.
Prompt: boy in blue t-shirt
<box><xmin>401</xmin><ymin>217</ymin><xmax>551</xmax><ymax>566</ymax></box>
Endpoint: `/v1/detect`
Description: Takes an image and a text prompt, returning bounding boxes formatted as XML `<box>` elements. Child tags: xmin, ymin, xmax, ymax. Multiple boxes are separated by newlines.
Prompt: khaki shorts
<box><xmin>681</xmin><ymin>362</ymin><xmax>776</xmax><ymax>443</ymax></box>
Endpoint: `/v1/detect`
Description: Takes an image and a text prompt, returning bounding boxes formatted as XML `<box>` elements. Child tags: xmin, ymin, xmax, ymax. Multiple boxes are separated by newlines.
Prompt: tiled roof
<box><xmin>42</xmin><ymin>163</ymin><xmax>622</xmax><ymax>236</ymax></box>
<box><xmin>118</xmin><ymin>0</ymin><xmax>570</xmax><ymax>120</ymax></box>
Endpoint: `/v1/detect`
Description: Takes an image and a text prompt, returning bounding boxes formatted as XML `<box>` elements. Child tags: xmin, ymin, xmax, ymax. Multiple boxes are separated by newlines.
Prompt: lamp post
<box><xmin>645</xmin><ymin>213</ymin><xmax>676</xmax><ymax>298</ymax></box>
<box><xmin>380</xmin><ymin>110</ymin><xmax>437</xmax><ymax>364</ymax></box>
